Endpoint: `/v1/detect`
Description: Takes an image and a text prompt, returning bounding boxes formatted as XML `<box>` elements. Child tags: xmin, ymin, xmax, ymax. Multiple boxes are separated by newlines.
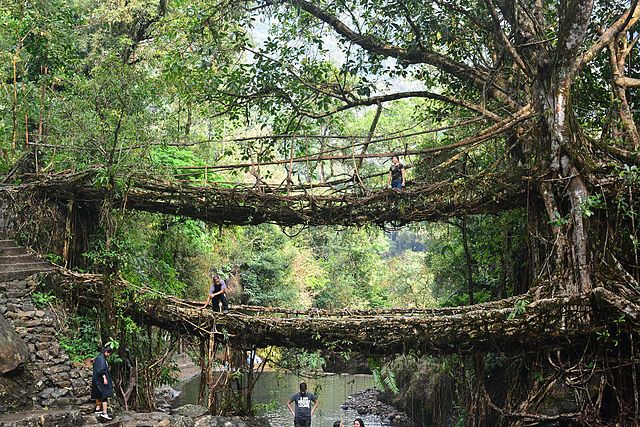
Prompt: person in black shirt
<box><xmin>287</xmin><ymin>382</ymin><xmax>318</xmax><ymax>427</ymax></box>
<box><xmin>388</xmin><ymin>155</ymin><xmax>405</xmax><ymax>190</ymax></box>
<box><xmin>91</xmin><ymin>345</ymin><xmax>114</xmax><ymax>420</ymax></box>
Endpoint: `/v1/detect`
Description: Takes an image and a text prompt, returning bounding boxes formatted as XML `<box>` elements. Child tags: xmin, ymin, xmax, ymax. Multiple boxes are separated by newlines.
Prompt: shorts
<box><xmin>294</xmin><ymin>419</ymin><xmax>311</xmax><ymax>427</ymax></box>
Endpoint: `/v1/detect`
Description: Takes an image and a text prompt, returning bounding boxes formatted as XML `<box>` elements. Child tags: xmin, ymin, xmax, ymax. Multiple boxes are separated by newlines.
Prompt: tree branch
<box><xmin>575</xmin><ymin>0</ymin><xmax>640</xmax><ymax>74</ymax></box>
<box><xmin>302</xmin><ymin>90</ymin><xmax>503</xmax><ymax>121</ymax></box>
<box><xmin>169</xmin><ymin>106</ymin><xmax>532</xmax><ymax>171</ymax></box>
<box><xmin>484</xmin><ymin>0</ymin><xmax>533</xmax><ymax>78</ymax></box>
<box><xmin>286</xmin><ymin>0</ymin><xmax>518</xmax><ymax>108</ymax></box>
<box><xmin>614</xmin><ymin>76</ymin><xmax>640</xmax><ymax>88</ymax></box>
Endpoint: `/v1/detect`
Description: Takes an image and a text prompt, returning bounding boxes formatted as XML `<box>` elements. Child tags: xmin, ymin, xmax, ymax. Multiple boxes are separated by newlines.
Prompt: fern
<box><xmin>369</xmin><ymin>358</ymin><xmax>399</xmax><ymax>395</ymax></box>
<box><xmin>383</xmin><ymin>369</ymin><xmax>399</xmax><ymax>394</ymax></box>
<box><xmin>372</xmin><ymin>367</ymin><xmax>382</xmax><ymax>388</ymax></box>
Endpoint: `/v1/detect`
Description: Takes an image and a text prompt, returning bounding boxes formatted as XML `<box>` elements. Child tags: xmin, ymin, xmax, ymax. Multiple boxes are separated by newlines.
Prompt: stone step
<box><xmin>0</xmin><ymin>258</ymin><xmax>50</xmax><ymax>268</ymax></box>
<box><xmin>0</xmin><ymin>267</ymin><xmax>52</xmax><ymax>282</ymax></box>
<box><xmin>0</xmin><ymin>261</ymin><xmax>52</xmax><ymax>272</ymax></box>
<box><xmin>0</xmin><ymin>254</ymin><xmax>48</xmax><ymax>269</ymax></box>
<box><xmin>0</xmin><ymin>239</ymin><xmax>18</xmax><ymax>248</ymax></box>
<box><xmin>0</xmin><ymin>246</ymin><xmax>28</xmax><ymax>256</ymax></box>
<box><xmin>0</xmin><ymin>280</ymin><xmax>31</xmax><ymax>292</ymax></box>
<box><xmin>0</xmin><ymin>253</ymin><xmax>40</xmax><ymax>264</ymax></box>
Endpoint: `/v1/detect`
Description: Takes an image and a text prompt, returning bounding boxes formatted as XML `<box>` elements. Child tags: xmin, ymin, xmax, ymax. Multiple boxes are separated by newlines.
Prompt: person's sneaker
<box><xmin>99</xmin><ymin>412</ymin><xmax>112</xmax><ymax>420</ymax></box>
<box><xmin>223</xmin><ymin>309</ymin><xmax>229</xmax><ymax>314</ymax></box>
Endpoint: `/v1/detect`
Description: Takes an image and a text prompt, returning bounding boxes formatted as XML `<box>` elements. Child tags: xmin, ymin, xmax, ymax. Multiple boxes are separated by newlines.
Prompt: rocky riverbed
<box><xmin>0</xmin><ymin>385</ymin><xmax>413</xmax><ymax>426</ymax></box>
<box><xmin>0</xmin><ymin>405</ymin><xmax>271</xmax><ymax>427</ymax></box>
<box><xmin>342</xmin><ymin>389</ymin><xmax>414</xmax><ymax>426</ymax></box>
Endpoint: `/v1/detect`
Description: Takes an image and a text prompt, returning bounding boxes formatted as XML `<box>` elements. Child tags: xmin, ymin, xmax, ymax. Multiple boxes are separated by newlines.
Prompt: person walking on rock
<box><xmin>91</xmin><ymin>345</ymin><xmax>114</xmax><ymax>420</ymax></box>
<box><xmin>201</xmin><ymin>272</ymin><xmax>229</xmax><ymax>313</ymax></box>
<box><xmin>287</xmin><ymin>382</ymin><xmax>318</xmax><ymax>427</ymax></box>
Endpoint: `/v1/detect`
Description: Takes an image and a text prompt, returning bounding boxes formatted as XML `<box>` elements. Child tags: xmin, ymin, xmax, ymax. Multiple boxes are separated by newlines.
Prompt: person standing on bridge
<box><xmin>287</xmin><ymin>382</ymin><xmax>318</xmax><ymax>427</ymax></box>
<box><xmin>388</xmin><ymin>155</ymin><xmax>405</xmax><ymax>191</ymax></box>
<box><xmin>201</xmin><ymin>272</ymin><xmax>229</xmax><ymax>313</ymax></box>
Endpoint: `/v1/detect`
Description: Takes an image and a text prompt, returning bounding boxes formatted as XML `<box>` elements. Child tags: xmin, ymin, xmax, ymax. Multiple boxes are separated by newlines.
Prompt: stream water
<box><xmin>173</xmin><ymin>371</ymin><xmax>392</xmax><ymax>427</ymax></box>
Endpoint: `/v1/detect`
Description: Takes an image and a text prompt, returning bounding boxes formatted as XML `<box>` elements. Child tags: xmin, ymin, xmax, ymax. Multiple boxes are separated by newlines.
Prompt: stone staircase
<box><xmin>0</xmin><ymin>239</ymin><xmax>54</xmax><ymax>282</ymax></box>
<box><xmin>0</xmin><ymin>240</ymin><xmax>91</xmax><ymax>412</ymax></box>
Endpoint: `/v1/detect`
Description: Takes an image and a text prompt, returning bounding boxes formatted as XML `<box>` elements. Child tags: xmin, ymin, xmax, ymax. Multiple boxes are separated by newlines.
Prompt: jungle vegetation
<box><xmin>1</xmin><ymin>0</ymin><xmax>639</xmax><ymax>425</ymax></box>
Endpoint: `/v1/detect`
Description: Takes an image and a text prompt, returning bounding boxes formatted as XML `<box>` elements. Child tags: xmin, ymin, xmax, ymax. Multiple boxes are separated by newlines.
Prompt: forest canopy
<box><xmin>1</xmin><ymin>1</ymin><xmax>639</xmax><ymax>424</ymax></box>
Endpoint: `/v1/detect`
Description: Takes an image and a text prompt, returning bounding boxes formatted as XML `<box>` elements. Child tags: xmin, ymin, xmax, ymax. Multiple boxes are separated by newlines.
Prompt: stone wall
<box><xmin>0</xmin><ymin>275</ymin><xmax>91</xmax><ymax>411</ymax></box>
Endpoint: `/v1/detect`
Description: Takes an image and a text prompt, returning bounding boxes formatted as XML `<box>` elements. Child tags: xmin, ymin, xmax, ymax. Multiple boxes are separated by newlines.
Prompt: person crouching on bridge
<box><xmin>287</xmin><ymin>382</ymin><xmax>318</xmax><ymax>427</ymax></box>
<box><xmin>201</xmin><ymin>272</ymin><xmax>229</xmax><ymax>313</ymax></box>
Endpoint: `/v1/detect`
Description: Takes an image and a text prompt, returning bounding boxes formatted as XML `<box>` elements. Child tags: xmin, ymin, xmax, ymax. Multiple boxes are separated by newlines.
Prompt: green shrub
<box><xmin>32</xmin><ymin>292</ymin><xmax>58</xmax><ymax>308</ymax></box>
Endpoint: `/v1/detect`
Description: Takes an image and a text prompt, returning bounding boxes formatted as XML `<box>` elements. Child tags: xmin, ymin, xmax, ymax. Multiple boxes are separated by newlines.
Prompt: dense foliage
<box><xmin>2</xmin><ymin>0</ymin><xmax>638</xmax><ymax>424</ymax></box>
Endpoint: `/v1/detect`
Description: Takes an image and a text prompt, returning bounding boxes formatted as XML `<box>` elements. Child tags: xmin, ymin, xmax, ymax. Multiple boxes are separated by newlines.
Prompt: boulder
<box><xmin>0</xmin><ymin>409</ymin><xmax>85</xmax><ymax>426</ymax></box>
<box><xmin>172</xmin><ymin>404</ymin><xmax>209</xmax><ymax>418</ymax></box>
<box><xmin>168</xmin><ymin>415</ymin><xmax>194</xmax><ymax>427</ymax></box>
<box><xmin>0</xmin><ymin>313</ymin><xmax>29</xmax><ymax>374</ymax></box>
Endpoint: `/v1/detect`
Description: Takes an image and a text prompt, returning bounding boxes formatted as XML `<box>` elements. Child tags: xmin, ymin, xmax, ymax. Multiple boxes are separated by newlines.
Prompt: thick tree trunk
<box><xmin>532</xmin><ymin>73</ymin><xmax>593</xmax><ymax>296</ymax></box>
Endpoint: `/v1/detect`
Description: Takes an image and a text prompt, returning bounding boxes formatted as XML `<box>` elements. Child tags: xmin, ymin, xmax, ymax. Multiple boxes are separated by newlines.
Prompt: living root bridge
<box><xmin>7</xmin><ymin>169</ymin><xmax>526</xmax><ymax>226</ymax></box>
<box><xmin>47</xmin><ymin>270</ymin><xmax>639</xmax><ymax>356</ymax></box>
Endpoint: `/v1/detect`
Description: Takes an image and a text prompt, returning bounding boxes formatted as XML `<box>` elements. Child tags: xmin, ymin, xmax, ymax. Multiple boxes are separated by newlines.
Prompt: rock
<box><xmin>157</xmin><ymin>402</ymin><xmax>172</xmax><ymax>413</ymax></box>
<box><xmin>172</xmin><ymin>404</ymin><xmax>209</xmax><ymax>418</ymax></box>
<box><xmin>343</xmin><ymin>388</ymin><xmax>413</xmax><ymax>426</ymax></box>
<box><xmin>71</xmin><ymin>378</ymin><xmax>87</xmax><ymax>389</ymax></box>
<box><xmin>0</xmin><ymin>409</ymin><xmax>85</xmax><ymax>426</ymax></box>
<box><xmin>23</xmin><ymin>315</ymin><xmax>39</xmax><ymax>324</ymax></box>
<box><xmin>35</xmin><ymin>350</ymin><xmax>49</xmax><ymax>360</ymax></box>
<box><xmin>39</xmin><ymin>387</ymin><xmax>55</xmax><ymax>399</ymax></box>
<box><xmin>169</xmin><ymin>415</ymin><xmax>194</xmax><ymax>427</ymax></box>
<box><xmin>156</xmin><ymin>385</ymin><xmax>181</xmax><ymax>402</ymax></box>
<box><xmin>0</xmin><ymin>313</ymin><xmax>29</xmax><ymax>374</ymax></box>
<box><xmin>194</xmin><ymin>415</ymin><xmax>218</xmax><ymax>427</ymax></box>
<box><xmin>44</xmin><ymin>364</ymin><xmax>70</xmax><ymax>375</ymax></box>
<box><xmin>50</xmin><ymin>387</ymin><xmax>69</xmax><ymax>399</ymax></box>
<box><xmin>5</xmin><ymin>303</ymin><xmax>19</xmax><ymax>312</ymax></box>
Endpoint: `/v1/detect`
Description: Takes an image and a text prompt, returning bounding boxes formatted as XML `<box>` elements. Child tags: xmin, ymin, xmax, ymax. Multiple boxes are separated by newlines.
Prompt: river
<box><xmin>173</xmin><ymin>371</ymin><xmax>392</xmax><ymax>427</ymax></box>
